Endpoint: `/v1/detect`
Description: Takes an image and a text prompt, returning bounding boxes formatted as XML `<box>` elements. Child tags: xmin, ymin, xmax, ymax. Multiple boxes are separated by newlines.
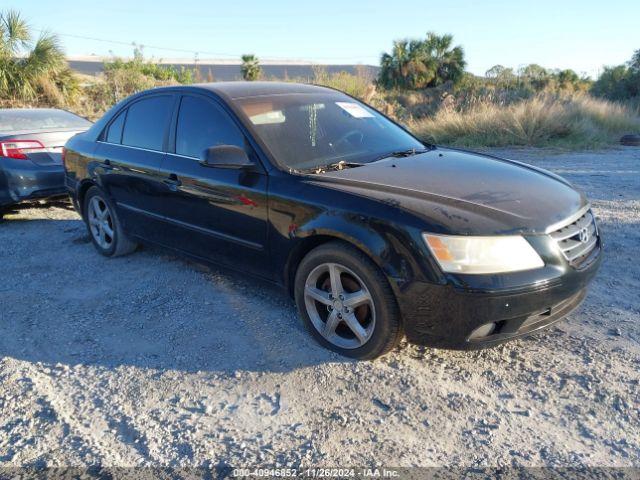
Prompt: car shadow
<box><xmin>0</xmin><ymin>211</ymin><xmax>354</xmax><ymax>374</ymax></box>
<box><xmin>1</xmin><ymin>198</ymin><xmax>75</xmax><ymax>221</ymax></box>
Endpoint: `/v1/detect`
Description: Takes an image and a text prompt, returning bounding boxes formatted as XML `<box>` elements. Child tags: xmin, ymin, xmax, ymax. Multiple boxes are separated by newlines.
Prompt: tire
<box><xmin>620</xmin><ymin>134</ymin><xmax>640</xmax><ymax>146</ymax></box>
<box><xmin>294</xmin><ymin>241</ymin><xmax>403</xmax><ymax>360</ymax></box>
<box><xmin>83</xmin><ymin>186</ymin><xmax>138</xmax><ymax>257</ymax></box>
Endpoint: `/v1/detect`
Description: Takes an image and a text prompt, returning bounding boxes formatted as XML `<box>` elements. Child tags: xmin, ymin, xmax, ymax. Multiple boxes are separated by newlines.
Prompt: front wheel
<box><xmin>83</xmin><ymin>186</ymin><xmax>137</xmax><ymax>257</ymax></box>
<box><xmin>294</xmin><ymin>241</ymin><xmax>403</xmax><ymax>359</ymax></box>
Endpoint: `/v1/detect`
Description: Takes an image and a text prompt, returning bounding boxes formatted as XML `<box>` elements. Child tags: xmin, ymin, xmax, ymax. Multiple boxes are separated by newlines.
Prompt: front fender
<box><xmin>288</xmin><ymin>211</ymin><xmax>441</xmax><ymax>298</ymax></box>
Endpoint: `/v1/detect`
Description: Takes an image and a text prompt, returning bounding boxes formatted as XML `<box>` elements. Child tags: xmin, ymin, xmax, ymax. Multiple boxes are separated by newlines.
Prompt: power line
<box><xmin>34</xmin><ymin>29</ymin><xmax>381</xmax><ymax>62</ymax></box>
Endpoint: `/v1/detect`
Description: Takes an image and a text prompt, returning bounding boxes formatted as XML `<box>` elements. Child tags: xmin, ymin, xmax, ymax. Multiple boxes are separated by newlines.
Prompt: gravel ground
<box><xmin>0</xmin><ymin>148</ymin><xmax>638</xmax><ymax>470</ymax></box>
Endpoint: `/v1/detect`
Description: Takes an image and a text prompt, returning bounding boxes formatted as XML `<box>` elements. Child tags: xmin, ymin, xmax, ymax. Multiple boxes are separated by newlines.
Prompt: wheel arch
<box><xmin>76</xmin><ymin>179</ymin><xmax>98</xmax><ymax>218</ymax></box>
<box><xmin>283</xmin><ymin>230</ymin><xmax>406</xmax><ymax>299</ymax></box>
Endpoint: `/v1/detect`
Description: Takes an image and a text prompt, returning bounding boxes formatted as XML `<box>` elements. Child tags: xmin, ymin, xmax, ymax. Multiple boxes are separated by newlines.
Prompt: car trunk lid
<box><xmin>0</xmin><ymin>129</ymin><xmax>85</xmax><ymax>165</ymax></box>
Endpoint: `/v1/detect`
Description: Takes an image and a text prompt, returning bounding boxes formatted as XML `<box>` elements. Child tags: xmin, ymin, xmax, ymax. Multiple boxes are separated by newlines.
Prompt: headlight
<box><xmin>423</xmin><ymin>234</ymin><xmax>544</xmax><ymax>274</ymax></box>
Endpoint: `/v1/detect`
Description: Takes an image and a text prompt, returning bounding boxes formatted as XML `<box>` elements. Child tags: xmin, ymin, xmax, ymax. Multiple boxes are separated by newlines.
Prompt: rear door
<box><xmin>158</xmin><ymin>93</ymin><xmax>270</xmax><ymax>277</ymax></box>
<box><xmin>94</xmin><ymin>94</ymin><xmax>176</xmax><ymax>239</ymax></box>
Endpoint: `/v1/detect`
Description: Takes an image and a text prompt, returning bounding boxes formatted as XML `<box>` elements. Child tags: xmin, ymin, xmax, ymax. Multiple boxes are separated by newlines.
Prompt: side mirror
<box><xmin>199</xmin><ymin>145</ymin><xmax>254</xmax><ymax>169</ymax></box>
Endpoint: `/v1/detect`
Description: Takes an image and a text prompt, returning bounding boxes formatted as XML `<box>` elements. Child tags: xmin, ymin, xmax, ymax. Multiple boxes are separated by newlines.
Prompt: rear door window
<box><xmin>175</xmin><ymin>95</ymin><xmax>245</xmax><ymax>158</ymax></box>
<box><xmin>122</xmin><ymin>95</ymin><xmax>174</xmax><ymax>151</ymax></box>
<box><xmin>105</xmin><ymin>109</ymin><xmax>126</xmax><ymax>144</ymax></box>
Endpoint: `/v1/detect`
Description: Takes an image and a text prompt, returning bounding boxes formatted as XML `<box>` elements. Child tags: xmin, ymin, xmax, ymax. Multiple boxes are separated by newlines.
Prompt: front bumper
<box><xmin>0</xmin><ymin>159</ymin><xmax>66</xmax><ymax>207</ymax></box>
<box><xmin>398</xmin><ymin>240</ymin><xmax>602</xmax><ymax>349</ymax></box>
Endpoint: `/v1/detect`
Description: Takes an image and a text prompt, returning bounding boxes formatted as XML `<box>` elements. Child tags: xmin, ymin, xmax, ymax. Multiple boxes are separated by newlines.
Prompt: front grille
<box><xmin>549</xmin><ymin>208</ymin><xmax>599</xmax><ymax>266</ymax></box>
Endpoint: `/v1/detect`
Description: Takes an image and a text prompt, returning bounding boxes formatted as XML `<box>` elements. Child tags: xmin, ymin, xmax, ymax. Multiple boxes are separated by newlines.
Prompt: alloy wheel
<box><xmin>87</xmin><ymin>196</ymin><xmax>114</xmax><ymax>250</ymax></box>
<box><xmin>303</xmin><ymin>262</ymin><xmax>376</xmax><ymax>349</ymax></box>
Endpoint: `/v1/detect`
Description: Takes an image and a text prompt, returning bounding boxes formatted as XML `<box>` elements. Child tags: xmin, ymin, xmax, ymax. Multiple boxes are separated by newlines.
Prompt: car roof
<box><xmin>157</xmin><ymin>81</ymin><xmax>339</xmax><ymax>100</ymax></box>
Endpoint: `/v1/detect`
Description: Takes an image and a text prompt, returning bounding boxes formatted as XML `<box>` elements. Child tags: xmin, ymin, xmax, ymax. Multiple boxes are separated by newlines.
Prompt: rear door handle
<box><xmin>102</xmin><ymin>159</ymin><xmax>120</xmax><ymax>171</ymax></box>
<box><xmin>163</xmin><ymin>173</ymin><xmax>182</xmax><ymax>190</ymax></box>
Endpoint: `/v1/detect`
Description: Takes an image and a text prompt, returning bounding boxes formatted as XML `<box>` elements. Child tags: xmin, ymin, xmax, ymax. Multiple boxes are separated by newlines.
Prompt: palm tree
<box><xmin>422</xmin><ymin>32</ymin><xmax>465</xmax><ymax>87</ymax></box>
<box><xmin>379</xmin><ymin>39</ymin><xmax>433</xmax><ymax>89</ymax></box>
<box><xmin>241</xmin><ymin>54</ymin><xmax>261</xmax><ymax>81</ymax></box>
<box><xmin>378</xmin><ymin>32</ymin><xmax>466</xmax><ymax>89</ymax></box>
<box><xmin>0</xmin><ymin>10</ymin><xmax>73</xmax><ymax>103</ymax></box>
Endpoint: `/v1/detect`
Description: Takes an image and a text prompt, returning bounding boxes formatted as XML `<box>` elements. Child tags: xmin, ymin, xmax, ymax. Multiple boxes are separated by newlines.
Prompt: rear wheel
<box><xmin>83</xmin><ymin>186</ymin><xmax>137</xmax><ymax>257</ymax></box>
<box><xmin>294</xmin><ymin>241</ymin><xmax>402</xmax><ymax>359</ymax></box>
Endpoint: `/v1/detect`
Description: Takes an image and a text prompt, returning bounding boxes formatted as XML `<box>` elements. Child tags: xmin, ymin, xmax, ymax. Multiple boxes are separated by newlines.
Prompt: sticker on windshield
<box><xmin>335</xmin><ymin>102</ymin><xmax>374</xmax><ymax>118</ymax></box>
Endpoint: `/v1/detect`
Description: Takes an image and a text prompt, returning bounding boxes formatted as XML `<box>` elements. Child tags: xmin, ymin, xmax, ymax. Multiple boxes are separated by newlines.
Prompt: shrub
<box><xmin>103</xmin><ymin>46</ymin><xmax>194</xmax><ymax>85</ymax></box>
<box><xmin>409</xmin><ymin>94</ymin><xmax>640</xmax><ymax>149</ymax></box>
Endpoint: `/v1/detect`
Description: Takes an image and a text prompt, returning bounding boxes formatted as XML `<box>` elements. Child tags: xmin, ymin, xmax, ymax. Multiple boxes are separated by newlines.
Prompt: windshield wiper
<box><xmin>304</xmin><ymin>160</ymin><xmax>365</xmax><ymax>174</ymax></box>
<box><xmin>372</xmin><ymin>147</ymin><xmax>432</xmax><ymax>163</ymax></box>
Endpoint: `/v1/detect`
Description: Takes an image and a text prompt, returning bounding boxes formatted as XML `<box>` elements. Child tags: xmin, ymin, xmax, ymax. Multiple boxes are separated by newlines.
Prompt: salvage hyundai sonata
<box><xmin>63</xmin><ymin>82</ymin><xmax>602</xmax><ymax>359</ymax></box>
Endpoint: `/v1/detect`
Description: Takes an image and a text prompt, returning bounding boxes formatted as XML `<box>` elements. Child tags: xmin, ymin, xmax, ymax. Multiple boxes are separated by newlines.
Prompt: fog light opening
<box><xmin>469</xmin><ymin>322</ymin><xmax>497</xmax><ymax>340</ymax></box>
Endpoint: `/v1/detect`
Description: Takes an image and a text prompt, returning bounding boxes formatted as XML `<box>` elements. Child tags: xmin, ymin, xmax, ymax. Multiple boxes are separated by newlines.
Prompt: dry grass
<box><xmin>304</xmin><ymin>66</ymin><xmax>376</xmax><ymax>101</ymax></box>
<box><xmin>409</xmin><ymin>94</ymin><xmax>640</xmax><ymax>148</ymax></box>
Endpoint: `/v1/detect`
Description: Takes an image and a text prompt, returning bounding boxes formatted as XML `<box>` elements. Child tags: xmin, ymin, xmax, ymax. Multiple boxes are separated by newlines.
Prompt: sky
<box><xmin>7</xmin><ymin>0</ymin><xmax>640</xmax><ymax>78</ymax></box>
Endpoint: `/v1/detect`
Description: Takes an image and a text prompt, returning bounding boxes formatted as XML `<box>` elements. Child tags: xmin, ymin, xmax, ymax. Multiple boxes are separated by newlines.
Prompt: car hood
<box><xmin>309</xmin><ymin>148</ymin><xmax>587</xmax><ymax>235</ymax></box>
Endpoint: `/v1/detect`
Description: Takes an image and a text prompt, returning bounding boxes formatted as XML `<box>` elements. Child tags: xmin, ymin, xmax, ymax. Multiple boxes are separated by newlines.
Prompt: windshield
<box><xmin>236</xmin><ymin>93</ymin><xmax>425</xmax><ymax>170</ymax></box>
<box><xmin>0</xmin><ymin>109</ymin><xmax>91</xmax><ymax>134</ymax></box>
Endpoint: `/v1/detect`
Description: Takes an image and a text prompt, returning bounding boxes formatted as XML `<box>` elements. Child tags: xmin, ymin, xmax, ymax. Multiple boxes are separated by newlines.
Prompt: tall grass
<box><xmin>409</xmin><ymin>94</ymin><xmax>640</xmax><ymax>148</ymax></box>
<box><xmin>307</xmin><ymin>66</ymin><xmax>375</xmax><ymax>101</ymax></box>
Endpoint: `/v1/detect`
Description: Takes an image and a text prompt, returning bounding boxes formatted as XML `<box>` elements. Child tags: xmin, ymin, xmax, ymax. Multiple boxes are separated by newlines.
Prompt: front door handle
<box><xmin>163</xmin><ymin>173</ymin><xmax>182</xmax><ymax>190</ymax></box>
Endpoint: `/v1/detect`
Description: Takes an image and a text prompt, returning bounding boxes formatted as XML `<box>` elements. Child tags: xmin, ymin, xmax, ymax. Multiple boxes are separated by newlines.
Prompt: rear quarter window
<box><xmin>105</xmin><ymin>109</ymin><xmax>127</xmax><ymax>144</ymax></box>
<box><xmin>121</xmin><ymin>96</ymin><xmax>174</xmax><ymax>151</ymax></box>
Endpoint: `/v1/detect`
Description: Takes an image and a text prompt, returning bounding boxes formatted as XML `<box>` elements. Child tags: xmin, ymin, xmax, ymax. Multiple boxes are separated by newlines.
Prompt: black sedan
<box><xmin>63</xmin><ymin>82</ymin><xmax>602</xmax><ymax>359</ymax></box>
<box><xmin>0</xmin><ymin>108</ymin><xmax>91</xmax><ymax>217</ymax></box>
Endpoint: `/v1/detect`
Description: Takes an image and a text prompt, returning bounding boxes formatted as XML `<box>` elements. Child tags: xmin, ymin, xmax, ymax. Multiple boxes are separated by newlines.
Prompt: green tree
<box><xmin>629</xmin><ymin>49</ymin><xmax>640</xmax><ymax>71</ymax></box>
<box><xmin>486</xmin><ymin>65</ymin><xmax>509</xmax><ymax>79</ymax></box>
<box><xmin>592</xmin><ymin>65</ymin><xmax>639</xmax><ymax>100</ymax></box>
<box><xmin>591</xmin><ymin>49</ymin><xmax>640</xmax><ymax>100</ymax></box>
<box><xmin>0</xmin><ymin>10</ymin><xmax>75</xmax><ymax>102</ymax></box>
<box><xmin>423</xmin><ymin>32</ymin><xmax>466</xmax><ymax>87</ymax></box>
<box><xmin>378</xmin><ymin>32</ymin><xmax>466</xmax><ymax>89</ymax></box>
<box><xmin>556</xmin><ymin>69</ymin><xmax>580</xmax><ymax>87</ymax></box>
<box><xmin>485</xmin><ymin>64</ymin><xmax>517</xmax><ymax>88</ymax></box>
<box><xmin>518</xmin><ymin>64</ymin><xmax>550</xmax><ymax>91</ymax></box>
<box><xmin>379</xmin><ymin>39</ymin><xmax>430</xmax><ymax>89</ymax></box>
<box><xmin>241</xmin><ymin>54</ymin><xmax>261</xmax><ymax>81</ymax></box>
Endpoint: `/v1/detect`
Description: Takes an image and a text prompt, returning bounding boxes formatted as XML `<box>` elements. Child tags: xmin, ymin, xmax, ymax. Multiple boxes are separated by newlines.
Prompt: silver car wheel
<box><xmin>88</xmin><ymin>196</ymin><xmax>114</xmax><ymax>250</ymax></box>
<box><xmin>304</xmin><ymin>262</ymin><xmax>376</xmax><ymax>349</ymax></box>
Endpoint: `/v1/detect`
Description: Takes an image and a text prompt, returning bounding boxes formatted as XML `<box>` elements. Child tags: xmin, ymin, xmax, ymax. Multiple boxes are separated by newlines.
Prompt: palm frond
<box><xmin>24</xmin><ymin>32</ymin><xmax>65</xmax><ymax>77</ymax></box>
<box><xmin>0</xmin><ymin>10</ymin><xmax>30</xmax><ymax>57</ymax></box>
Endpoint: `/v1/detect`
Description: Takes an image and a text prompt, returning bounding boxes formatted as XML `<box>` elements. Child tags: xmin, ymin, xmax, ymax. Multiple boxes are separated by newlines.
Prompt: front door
<box><xmin>159</xmin><ymin>94</ymin><xmax>270</xmax><ymax>278</ymax></box>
